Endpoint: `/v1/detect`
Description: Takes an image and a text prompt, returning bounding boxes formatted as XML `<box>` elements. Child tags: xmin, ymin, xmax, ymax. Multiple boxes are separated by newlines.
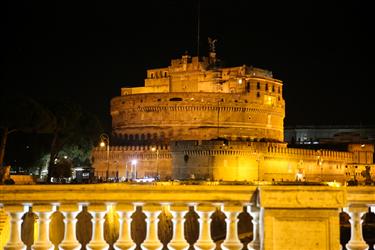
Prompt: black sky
<box><xmin>3</xmin><ymin>0</ymin><xmax>375</xmax><ymax>131</ymax></box>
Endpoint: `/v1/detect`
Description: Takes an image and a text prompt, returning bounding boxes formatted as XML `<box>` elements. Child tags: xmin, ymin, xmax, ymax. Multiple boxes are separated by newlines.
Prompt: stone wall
<box><xmin>111</xmin><ymin>92</ymin><xmax>285</xmax><ymax>143</ymax></box>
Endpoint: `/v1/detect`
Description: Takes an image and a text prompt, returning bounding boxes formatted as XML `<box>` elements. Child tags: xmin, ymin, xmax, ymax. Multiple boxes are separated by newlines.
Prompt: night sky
<box><xmin>3</xmin><ymin>1</ymin><xmax>375</xmax><ymax>131</ymax></box>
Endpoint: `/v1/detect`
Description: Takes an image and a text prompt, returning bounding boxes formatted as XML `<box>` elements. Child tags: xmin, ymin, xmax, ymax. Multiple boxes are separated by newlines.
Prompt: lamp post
<box><xmin>99</xmin><ymin>133</ymin><xmax>110</xmax><ymax>181</ymax></box>
<box><xmin>317</xmin><ymin>150</ymin><xmax>323</xmax><ymax>182</ymax></box>
<box><xmin>257</xmin><ymin>154</ymin><xmax>260</xmax><ymax>186</ymax></box>
<box><xmin>151</xmin><ymin>146</ymin><xmax>159</xmax><ymax>180</ymax></box>
<box><xmin>131</xmin><ymin>159</ymin><xmax>138</xmax><ymax>180</ymax></box>
<box><xmin>254</xmin><ymin>152</ymin><xmax>261</xmax><ymax>186</ymax></box>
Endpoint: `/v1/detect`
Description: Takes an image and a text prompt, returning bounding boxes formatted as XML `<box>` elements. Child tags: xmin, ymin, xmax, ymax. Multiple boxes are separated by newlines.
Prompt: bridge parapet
<box><xmin>0</xmin><ymin>184</ymin><xmax>374</xmax><ymax>250</ymax></box>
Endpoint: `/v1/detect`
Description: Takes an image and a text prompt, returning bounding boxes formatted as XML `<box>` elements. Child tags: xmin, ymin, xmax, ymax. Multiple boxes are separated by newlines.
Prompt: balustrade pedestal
<box><xmin>31</xmin><ymin>204</ymin><xmax>54</xmax><ymax>250</ymax></box>
<box><xmin>222</xmin><ymin>205</ymin><xmax>243</xmax><ymax>250</ymax></box>
<box><xmin>141</xmin><ymin>204</ymin><xmax>163</xmax><ymax>250</ymax></box>
<box><xmin>86</xmin><ymin>204</ymin><xmax>109</xmax><ymax>250</ymax></box>
<box><xmin>195</xmin><ymin>204</ymin><xmax>216</xmax><ymax>250</ymax></box>
<box><xmin>345</xmin><ymin>205</ymin><xmax>369</xmax><ymax>250</ymax></box>
<box><xmin>58</xmin><ymin>204</ymin><xmax>81</xmax><ymax>250</ymax></box>
<box><xmin>167</xmin><ymin>205</ymin><xmax>189</xmax><ymax>250</ymax></box>
<box><xmin>3</xmin><ymin>204</ymin><xmax>27</xmax><ymax>250</ymax></box>
<box><xmin>113</xmin><ymin>204</ymin><xmax>135</xmax><ymax>250</ymax></box>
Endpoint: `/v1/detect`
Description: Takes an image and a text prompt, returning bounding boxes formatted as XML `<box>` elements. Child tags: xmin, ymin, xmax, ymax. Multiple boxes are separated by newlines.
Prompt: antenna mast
<box><xmin>197</xmin><ymin>0</ymin><xmax>200</xmax><ymax>59</ymax></box>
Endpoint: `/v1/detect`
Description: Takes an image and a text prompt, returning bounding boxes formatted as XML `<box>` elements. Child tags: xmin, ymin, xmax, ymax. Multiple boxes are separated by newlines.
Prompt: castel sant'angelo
<box><xmin>92</xmin><ymin>45</ymin><xmax>374</xmax><ymax>183</ymax></box>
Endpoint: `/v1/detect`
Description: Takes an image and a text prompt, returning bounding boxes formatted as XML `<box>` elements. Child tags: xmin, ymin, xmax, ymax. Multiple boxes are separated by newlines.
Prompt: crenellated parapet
<box><xmin>267</xmin><ymin>146</ymin><xmax>353</xmax><ymax>162</ymax></box>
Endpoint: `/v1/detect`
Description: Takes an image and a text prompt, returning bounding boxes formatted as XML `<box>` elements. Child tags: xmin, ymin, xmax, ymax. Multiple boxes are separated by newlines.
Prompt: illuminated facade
<box><xmin>92</xmin><ymin>52</ymin><xmax>374</xmax><ymax>183</ymax></box>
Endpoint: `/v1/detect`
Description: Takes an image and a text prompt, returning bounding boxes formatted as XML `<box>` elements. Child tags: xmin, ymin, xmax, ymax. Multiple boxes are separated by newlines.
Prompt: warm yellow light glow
<box><xmin>151</xmin><ymin>147</ymin><xmax>156</xmax><ymax>152</ymax></box>
<box><xmin>326</xmin><ymin>181</ymin><xmax>341</xmax><ymax>187</ymax></box>
<box><xmin>264</xmin><ymin>95</ymin><xmax>276</xmax><ymax>105</ymax></box>
<box><xmin>238</xmin><ymin>79</ymin><xmax>243</xmax><ymax>84</ymax></box>
<box><xmin>100</xmin><ymin>141</ymin><xmax>106</xmax><ymax>147</ymax></box>
<box><xmin>131</xmin><ymin>159</ymin><xmax>137</xmax><ymax>165</ymax></box>
<box><xmin>106</xmin><ymin>204</ymin><xmax>115</xmax><ymax>223</ymax></box>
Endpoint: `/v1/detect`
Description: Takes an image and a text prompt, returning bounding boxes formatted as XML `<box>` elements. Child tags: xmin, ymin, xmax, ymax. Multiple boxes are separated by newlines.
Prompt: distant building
<box><xmin>285</xmin><ymin>125</ymin><xmax>375</xmax><ymax>145</ymax></box>
<box><xmin>92</xmin><ymin>51</ymin><xmax>374</xmax><ymax>183</ymax></box>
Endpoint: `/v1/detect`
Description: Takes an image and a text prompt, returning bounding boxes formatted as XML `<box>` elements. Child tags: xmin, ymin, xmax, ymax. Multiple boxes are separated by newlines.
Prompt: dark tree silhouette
<box><xmin>0</xmin><ymin>94</ymin><xmax>55</xmax><ymax>168</ymax></box>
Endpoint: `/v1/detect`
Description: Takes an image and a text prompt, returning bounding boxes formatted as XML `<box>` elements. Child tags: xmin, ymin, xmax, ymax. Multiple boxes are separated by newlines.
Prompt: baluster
<box><xmin>248</xmin><ymin>206</ymin><xmax>260</xmax><ymax>250</ymax></box>
<box><xmin>195</xmin><ymin>204</ymin><xmax>216</xmax><ymax>250</ymax></box>
<box><xmin>141</xmin><ymin>204</ymin><xmax>163</xmax><ymax>250</ymax></box>
<box><xmin>58</xmin><ymin>203</ymin><xmax>81</xmax><ymax>250</ymax></box>
<box><xmin>168</xmin><ymin>204</ymin><xmax>189</xmax><ymax>250</ymax></box>
<box><xmin>114</xmin><ymin>203</ymin><xmax>135</xmax><ymax>250</ymax></box>
<box><xmin>31</xmin><ymin>204</ymin><xmax>54</xmax><ymax>250</ymax></box>
<box><xmin>3</xmin><ymin>204</ymin><xmax>27</xmax><ymax>250</ymax></box>
<box><xmin>86</xmin><ymin>204</ymin><xmax>109</xmax><ymax>250</ymax></box>
<box><xmin>222</xmin><ymin>204</ymin><xmax>243</xmax><ymax>250</ymax></box>
<box><xmin>345</xmin><ymin>205</ymin><xmax>369</xmax><ymax>250</ymax></box>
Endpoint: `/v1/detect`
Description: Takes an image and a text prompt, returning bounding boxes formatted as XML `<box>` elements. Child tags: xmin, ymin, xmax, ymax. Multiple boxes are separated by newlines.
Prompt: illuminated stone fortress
<box><xmin>92</xmin><ymin>50</ymin><xmax>374</xmax><ymax>183</ymax></box>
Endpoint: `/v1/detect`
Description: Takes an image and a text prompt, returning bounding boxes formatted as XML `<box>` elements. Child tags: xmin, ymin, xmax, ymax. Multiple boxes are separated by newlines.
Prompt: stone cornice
<box><xmin>259</xmin><ymin>186</ymin><xmax>346</xmax><ymax>208</ymax></box>
<box><xmin>0</xmin><ymin>184</ymin><xmax>257</xmax><ymax>205</ymax></box>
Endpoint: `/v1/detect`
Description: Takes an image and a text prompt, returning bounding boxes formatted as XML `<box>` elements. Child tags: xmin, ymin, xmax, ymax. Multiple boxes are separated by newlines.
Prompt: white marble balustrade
<box><xmin>0</xmin><ymin>183</ymin><xmax>374</xmax><ymax>250</ymax></box>
<box><xmin>0</xmin><ymin>201</ymin><xmax>258</xmax><ymax>250</ymax></box>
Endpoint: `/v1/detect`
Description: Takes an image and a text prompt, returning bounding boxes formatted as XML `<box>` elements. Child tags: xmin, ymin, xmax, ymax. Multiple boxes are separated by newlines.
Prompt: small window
<box><xmin>246</xmin><ymin>82</ymin><xmax>250</xmax><ymax>92</ymax></box>
<box><xmin>272</xmin><ymin>85</ymin><xmax>275</xmax><ymax>92</ymax></box>
<box><xmin>278</xmin><ymin>86</ymin><xmax>281</xmax><ymax>93</ymax></box>
<box><xmin>257</xmin><ymin>82</ymin><xmax>260</xmax><ymax>90</ymax></box>
<box><xmin>151</xmin><ymin>73</ymin><xmax>154</xmax><ymax>78</ymax></box>
<box><xmin>157</xmin><ymin>98</ymin><xmax>161</xmax><ymax>101</ymax></box>
<box><xmin>265</xmin><ymin>83</ymin><xmax>268</xmax><ymax>91</ymax></box>
<box><xmin>169</xmin><ymin>97</ymin><xmax>183</xmax><ymax>101</ymax></box>
<box><xmin>257</xmin><ymin>92</ymin><xmax>260</xmax><ymax>98</ymax></box>
<box><xmin>164</xmin><ymin>72</ymin><xmax>167</xmax><ymax>77</ymax></box>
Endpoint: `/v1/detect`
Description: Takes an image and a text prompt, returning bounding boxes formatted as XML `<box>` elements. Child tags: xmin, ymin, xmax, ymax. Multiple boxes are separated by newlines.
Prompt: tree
<box><xmin>45</xmin><ymin>101</ymin><xmax>102</xmax><ymax>182</ymax></box>
<box><xmin>0</xmin><ymin>94</ymin><xmax>55</xmax><ymax>168</ymax></box>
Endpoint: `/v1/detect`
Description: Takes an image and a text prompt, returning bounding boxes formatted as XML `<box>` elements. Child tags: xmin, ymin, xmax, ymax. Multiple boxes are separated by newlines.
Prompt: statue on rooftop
<box><xmin>208</xmin><ymin>37</ymin><xmax>217</xmax><ymax>53</ymax></box>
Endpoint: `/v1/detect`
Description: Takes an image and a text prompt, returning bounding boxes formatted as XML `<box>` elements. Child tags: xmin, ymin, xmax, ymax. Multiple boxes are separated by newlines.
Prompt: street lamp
<box><xmin>99</xmin><ymin>133</ymin><xmax>110</xmax><ymax>181</ymax></box>
<box><xmin>151</xmin><ymin>146</ymin><xmax>159</xmax><ymax>180</ymax></box>
<box><xmin>131</xmin><ymin>159</ymin><xmax>138</xmax><ymax>180</ymax></box>
<box><xmin>317</xmin><ymin>150</ymin><xmax>323</xmax><ymax>182</ymax></box>
<box><xmin>253</xmin><ymin>152</ymin><xmax>261</xmax><ymax>186</ymax></box>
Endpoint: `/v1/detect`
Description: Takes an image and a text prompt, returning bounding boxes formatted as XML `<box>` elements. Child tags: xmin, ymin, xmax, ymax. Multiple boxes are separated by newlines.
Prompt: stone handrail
<box><xmin>1</xmin><ymin>184</ymin><xmax>375</xmax><ymax>250</ymax></box>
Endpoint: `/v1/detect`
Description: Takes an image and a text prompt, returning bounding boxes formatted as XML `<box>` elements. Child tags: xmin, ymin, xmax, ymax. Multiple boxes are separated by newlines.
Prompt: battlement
<box><xmin>121</xmin><ymin>53</ymin><xmax>282</xmax><ymax>95</ymax></box>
